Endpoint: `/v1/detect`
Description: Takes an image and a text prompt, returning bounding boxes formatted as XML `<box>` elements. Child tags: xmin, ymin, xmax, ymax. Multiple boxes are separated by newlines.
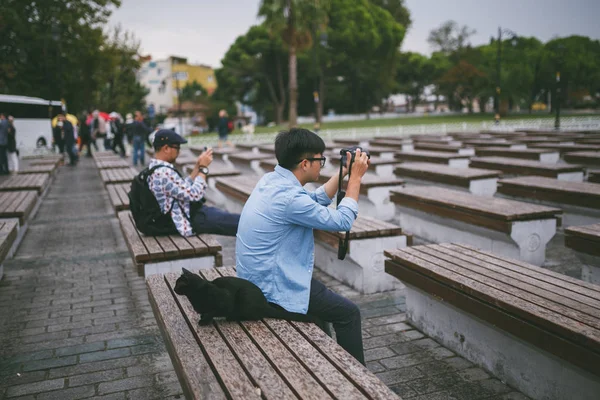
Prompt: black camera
<box><xmin>340</xmin><ymin>145</ymin><xmax>370</xmax><ymax>166</ymax></box>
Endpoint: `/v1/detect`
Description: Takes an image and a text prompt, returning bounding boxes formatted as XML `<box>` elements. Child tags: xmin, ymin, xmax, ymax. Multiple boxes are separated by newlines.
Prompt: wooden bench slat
<box><xmin>183</xmin><ymin>235</ymin><xmax>210</xmax><ymax>256</ymax></box>
<box><xmin>0</xmin><ymin>173</ymin><xmax>49</xmax><ymax>194</ymax></box>
<box><xmin>155</xmin><ymin>236</ymin><xmax>181</xmax><ymax>259</ymax></box>
<box><xmin>197</xmin><ymin>235</ymin><xmax>222</xmax><ymax>253</ymax></box>
<box><xmin>394</xmin><ymin>163</ymin><xmax>501</xmax><ymax>188</ymax></box>
<box><xmin>292</xmin><ymin>322</ymin><xmax>399</xmax><ymax>399</ymax></box>
<box><xmin>201</xmin><ymin>268</ymin><xmax>329</xmax><ymax>400</ymax></box>
<box><xmin>497</xmin><ymin>176</ymin><xmax>600</xmax><ymax>209</ymax></box>
<box><xmin>470</xmin><ymin>157</ymin><xmax>584</xmax><ymax>176</ymax></box>
<box><xmin>445</xmin><ymin>243</ymin><xmax>600</xmax><ymax>301</ymax></box>
<box><xmin>163</xmin><ymin>273</ymin><xmax>263</xmax><ymax>399</ymax></box>
<box><xmin>565</xmin><ymin>224</ymin><xmax>600</xmax><ymax>257</ymax></box>
<box><xmin>215</xmin><ymin>267</ymin><xmax>366</xmax><ymax>398</ymax></box>
<box><xmin>0</xmin><ymin>219</ymin><xmax>19</xmax><ymax>261</ymax></box>
<box><xmin>420</xmin><ymin>244</ymin><xmax>600</xmax><ymax>317</ymax></box>
<box><xmin>118</xmin><ymin>212</ymin><xmax>150</xmax><ymax>262</ymax></box>
<box><xmin>167</xmin><ymin>235</ymin><xmax>196</xmax><ymax>257</ymax></box>
<box><xmin>385</xmin><ymin>246</ymin><xmax>600</xmax><ymax>351</ymax></box>
<box><xmin>146</xmin><ymin>275</ymin><xmax>227</xmax><ymax>400</ymax></box>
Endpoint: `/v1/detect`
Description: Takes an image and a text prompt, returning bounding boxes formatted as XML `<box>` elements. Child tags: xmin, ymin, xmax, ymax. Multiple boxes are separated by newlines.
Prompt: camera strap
<box><xmin>336</xmin><ymin>157</ymin><xmax>351</xmax><ymax>260</ymax></box>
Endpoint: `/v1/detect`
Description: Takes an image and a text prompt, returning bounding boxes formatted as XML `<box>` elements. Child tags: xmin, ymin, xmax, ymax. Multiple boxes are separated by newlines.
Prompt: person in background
<box><xmin>148</xmin><ymin>129</ymin><xmax>240</xmax><ymax>236</ymax></box>
<box><xmin>54</xmin><ymin>114</ymin><xmax>77</xmax><ymax>166</ymax></box>
<box><xmin>78</xmin><ymin>112</ymin><xmax>93</xmax><ymax>157</ymax></box>
<box><xmin>7</xmin><ymin>116</ymin><xmax>18</xmax><ymax>172</ymax></box>
<box><xmin>110</xmin><ymin>112</ymin><xmax>126</xmax><ymax>157</ymax></box>
<box><xmin>91</xmin><ymin>110</ymin><xmax>106</xmax><ymax>151</ymax></box>
<box><xmin>217</xmin><ymin>109</ymin><xmax>233</xmax><ymax>148</ymax></box>
<box><xmin>130</xmin><ymin>111</ymin><xmax>151</xmax><ymax>166</ymax></box>
<box><xmin>0</xmin><ymin>113</ymin><xmax>10</xmax><ymax>175</ymax></box>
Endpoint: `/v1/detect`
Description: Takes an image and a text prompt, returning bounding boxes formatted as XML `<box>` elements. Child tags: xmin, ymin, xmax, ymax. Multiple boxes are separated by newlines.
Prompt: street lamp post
<box><xmin>555</xmin><ymin>71</ymin><xmax>562</xmax><ymax>130</ymax></box>
<box><xmin>495</xmin><ymin>27</ymin><xmax>517</xmax><ymax>120</ymax></box>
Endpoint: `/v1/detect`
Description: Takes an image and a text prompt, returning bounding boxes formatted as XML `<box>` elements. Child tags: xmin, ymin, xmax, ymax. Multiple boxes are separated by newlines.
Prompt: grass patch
<box><xmin>250</xmin><ymin>112</ymin><xmax>600</xmax><ymax>134</ymax></box>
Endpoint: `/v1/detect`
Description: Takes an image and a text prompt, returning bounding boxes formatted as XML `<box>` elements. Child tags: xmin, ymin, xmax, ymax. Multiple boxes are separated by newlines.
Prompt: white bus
<box><xmin>0</xmin><ymin>94</ymin><xmax>63</xmax><ymax>153</ymax></box>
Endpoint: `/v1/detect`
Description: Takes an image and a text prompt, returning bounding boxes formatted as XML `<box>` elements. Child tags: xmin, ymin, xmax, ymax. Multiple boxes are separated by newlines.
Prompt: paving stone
<box><xmin>49</xmin><ymin>356</ymin><xmax>140</xmax><ymax>379</ymax></box>
<box><xmin>361</xmin><ymin>306</ymin><xmax>403</xmax><ymax>319</ymax></box>
<box><xmin>68</xmin><ymin>368</ymin><xmax>124</xmax><ymax>387</ymax></box>
<box><xmin>4</xmin><ymin>377</ymin><xmax>65</xmax><ymax>397</ymax></box>
<box><xmin>407</xmin><ymin>372</ymin><xmax>464</xmax><ymax>395</ymax></box>
<box><xmin>55</xmin><ymin>341</ymin><xmax>106</xmax><ymax>357</ymax></box>
<box><xmin>97</xmin><ymin>375</ymin><xmax>154</xmax><ymax>395</ymax></box>
<box><xmin>0</xmin><ymin>370</ymin><xmax>47</xmax><ymax>388</ymax></box>
<box><xmin>492</xmin><ymin>392</ymin><xmax>530</xmax><ymax>400</ymax></box>
<box><xmin>365</xmin><ymin>346</ymin><xmax>396</xmax><ymax>362</ymax></box>
<box><xmin>22</xmin><ymin>356</ymin><xmax>77</xmax><ymax>372</ymax></box>
<box><xmin>36</xmin><ymin>385</ymin><xmax>96</xmax><ymax>400</ymax></box>
<box><xmin>456</xmin><ymin>367</ymin><xmax>490</xmax><ymax>383</ymax></box>
<box><xmin>375</xmin><ymin>366</ymin><xmax>425</xmax><ymax>386</ymax></box>
<box><xmin>366</xmin><ymin>313</ymin><xmax>407</xmax><ymax>325</ymax></box>
<box><xmin>389</xmin><ymin>383</ymin><xmax>418</xmax><ymax>398</ymax></box>
<box><xmin>85</xmin><ymin>393</ymin><xmax>126</xmax><ymax>400</ymax></box>
<box><xmin>390</xmin><ymin>338</ymin><xmax>440</xmax><ymax>355</ymax></box>
<box><xmin>79</xmin><ymin>347</ymin><xmax>131</xmax><ymax>363</ymax></box>
<box><xmin>380</xmin><ymin>351</ymin><xmax>434</xmax><ymax>369</ymax></box>
<box><xmin>366</xmin><ymin>322</ymin><xmax>413</xmax><ymax>336</ymax></box>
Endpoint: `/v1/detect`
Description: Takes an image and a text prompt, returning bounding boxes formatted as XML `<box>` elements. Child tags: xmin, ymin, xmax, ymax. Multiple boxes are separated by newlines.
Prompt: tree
<box><xmin>0</xmin><ymin>0</ymin><xmax>122</xmax><ymax>113</ymax></box>
<box><xmin>259</xmin><ymin>0</ymin><xmax>330</xmax><ymax>127</ymax></box>
<box><xmin>438</xmin><ymin>60</ymin><xmax>486</xmax><ymax>113</ymax></box>
<box><xmin>396</xmin><ymin>52</ymin><xmax>433</xmax><ymax>111</ymax></box>
<box><xmin>180</xmin><ymin>80</ymin><xmax>209</xmax><ymax>103</ymax></box>
<box><xmin>94</xmin><ymin>25</ymin><xmax>148</xmax><ymax>113</ymax></box>
<box><xmin>214</xmin><ymin>24</ymin><xmax>288</xmax><ymax>124</ymax></box>
<box><xmin>427</xmin><ymin>20</ymin><xmax>476</xmax><ymax>55</ymax></box>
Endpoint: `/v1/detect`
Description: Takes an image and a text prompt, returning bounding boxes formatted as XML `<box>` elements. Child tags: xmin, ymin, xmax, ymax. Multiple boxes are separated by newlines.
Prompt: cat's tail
<box><xmin>265</xmin><ymin>304</ymin><xmax>313</xmax><ymax>322</ymax></box>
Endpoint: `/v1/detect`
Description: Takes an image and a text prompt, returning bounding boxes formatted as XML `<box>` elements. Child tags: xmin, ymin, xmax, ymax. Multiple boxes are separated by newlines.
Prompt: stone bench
<box><xmin>0</xmin><ymin>219</ymin><xmax>19</xmax><ymax>280</ymax></box>
<box><xmin>360</xmin><ymin>146</ymin><xmax>399</xmax><ymax>159</ymax></box>
<box><xmin>529</xmin><ymin>143</ymin><xmax>600</xmax><ymax>155</ymax></box>
<box><xmin>314</xmin><ymin>171</ymin><xmax>405</xmax><ymax>221</ymax></box>
<box><xmin>390</xmin><ymin>186</ymin><xmax>562</xmax><ymax>265</ymax></box>
<box><xmin>366</xmin><ymin>156</ymin><xmax>403</xmax><ymax>177</ymax></box>
<box><xmin>384</xmin><ymin>243</ymin><xmax>600</xmax><ymax>400</ymax></box>
<box><xmin>589</xmin><ymin>169</ymin><xmax>600</xmax><ymax>183</ymax></box>
<box><xmin>565</xmin><ymin>223</ymin><xmax>600</xmax><ymax>284</ymax></box>
<box><xmin>332</xmin><ymin>138</ymin><xmax>370</xmax><ymax>147</ymax></box>
<box><xmin>470</xmin><ymin>156</ymin><xmax>585</xmax><ymax>181</ymax></box>
<box><xmin>94</xmin><ymin>158</ymin><xmax>130</xmax><ymax>169</ymax></box>
<box><xmin>462</xmin><ymin>139</ymin><xmax>526</xmax><ymax>149</ymax></box>
<box><xmin>513</xmin><ymin>136</ymin><xmax>576</xmax><ymax>145</ymax></box>
<box><xmin>497</xmin><ymin>176</ymin><xmax>600</xmax><ymax>226</ymax></box>
<box><xmin>106</xmin><ymin>183</ymin><xmax>131</xmax><ymax>215</ymax></box>
<box><xmin>18</xmin><ymin>164</ymin><xmax>57</xmax><ymax>177</ymax></box>
<box><xmin>564</xmin><ymin>151</ymin><xmax>600</xmax><ymax>167</ymax></box>
<box><xmin>99</xmin><ymin>167</ymin><xmax>138</xmax><ymax>186</ymax></box>
<box><xmin>411</xmin><ymin>135</ymin><xmax>460</xmax><ymax>145</ymax></box>
<box><xmin>394</xmin><ymin>162</ymin><xmax>501</xmax><ymax>196</ymax></box>
<box><xmin>147</xmin><ymin>266</ymin><xmax>399</xmax><ymax>400</ymax></box>
<box><xmin>257</xmin><ymin>143</ymin><xmax>275</xmax><ymax>154</ymax></box>
<box><xmin>394</xmin><ymin>150</ymin><xmax>470</xmax><ymax>168</ymax></box>
<box><xmin>227</xmin><ymin>151</ymin><xmax>272</xmax><ymax>174</ymax></box>
<box><xmin>474</xmin><ymin>147</ymin><xmax>560</xmax><ymax>163</ymax></box>
<box><xmin>118</xmin><ymin>210</ymin><xmax>222</xmax><ymax>277</ymax></box>
<box><xmin>215</xmin><ymin>175</ymin><xmax>409</xmax><ymax>293</ymax></box>
<box><xmin>0</xmin><ymin>191</ymin><xmax>40</xmax><ymax>264</ymax></box>
<box><xmin>413</xmin><ymin>142</ymin><xmax>475</xmax><ymax>156</ymax></box>
<box><xmin>0</xmin><ymin>173</ymin><xmax>51</xmax><ymax>196</ymax></box>
<box><xmin>368</xmin><ymin>139</ymin><xmax>414</xmax><ymax>152</ymax></box>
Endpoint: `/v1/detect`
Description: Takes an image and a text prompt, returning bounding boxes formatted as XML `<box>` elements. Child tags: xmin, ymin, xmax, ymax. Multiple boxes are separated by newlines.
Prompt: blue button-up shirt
<box><xmin>236</xmin><ymin>165</ymin><xmax>359</xmax><ymax>313</ymax></box>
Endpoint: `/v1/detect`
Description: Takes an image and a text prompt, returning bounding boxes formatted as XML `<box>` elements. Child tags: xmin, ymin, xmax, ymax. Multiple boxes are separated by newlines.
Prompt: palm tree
<box><xmin>259</xmin><ymin>0</ymin><xmax>329</xmax><ymax>128</ymax></box>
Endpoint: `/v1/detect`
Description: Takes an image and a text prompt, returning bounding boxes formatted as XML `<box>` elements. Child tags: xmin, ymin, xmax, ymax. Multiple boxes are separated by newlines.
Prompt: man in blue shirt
<box><xmin>236</xmin><ymin>128</ymin><xmax>369</xmax><ymax>364</ymax></box>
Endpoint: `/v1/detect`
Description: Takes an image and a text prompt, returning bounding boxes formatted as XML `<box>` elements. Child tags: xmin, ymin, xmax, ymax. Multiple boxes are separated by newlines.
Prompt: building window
<box><xmin>172</xmin><ymin>71</ymin><xmax>188</xmax><ymax>80</ymax></box>
<box><xmin>158</xmin><ymin>85</ymin><xmax>166</xmax><ymax>94</ymax></box>
<box><xmin>157</xmin><ymin>68</ymin><xmax>162</xmax><ymax>76</ymax></box>
<box><xmin>207</xmin><ymin>75</ymin><xmax>214</xmax><ymax>83</ymax></box>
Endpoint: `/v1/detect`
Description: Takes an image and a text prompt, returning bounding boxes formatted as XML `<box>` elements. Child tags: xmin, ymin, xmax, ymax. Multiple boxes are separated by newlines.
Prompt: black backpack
<box><xmin>128</xmin><ymin>165</ymin><xmax>180</xmax><ymax>236</ymax></box>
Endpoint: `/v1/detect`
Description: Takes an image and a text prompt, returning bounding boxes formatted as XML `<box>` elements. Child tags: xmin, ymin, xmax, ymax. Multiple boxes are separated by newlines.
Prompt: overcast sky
<box><xmin>108</xmin><ymin>0</ymin><xmax>600</xmax><ymax>68</ymax></box>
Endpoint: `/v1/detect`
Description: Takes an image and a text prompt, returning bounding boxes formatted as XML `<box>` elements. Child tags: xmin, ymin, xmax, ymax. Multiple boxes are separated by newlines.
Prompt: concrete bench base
<box><xmin>142</xmin><ymin>255</ymin><xmax>217</xmax><ymax>278</ymax></box>
<box><xmin>557</xmin><ymin>171</ymin><xmax>585</xmax><ymax>182</ymax></box>
<box><xmin>315</xmin><ymin>235</ymin><xmax>407</xmax><ymax>294</ymax></box>
<box><xmin>230</xmin><ymin>160</ymin><xmax>263</xmax><ymax>175</ymax></box>
<box><xmin>394</xmin><ymin>205</ymin><xmax>556</xmax><ymax>266</ymax></box>
<box><xmin>539</xmin><ymin>152</ymin><xmax>560</xmax><ymax>163</ymax></box>
<box><xmin>571</xmin><ymin>251</ymin><xmax>600</xmax><ymax>285</ymax></box>
<box><xmin>405</xmin><ymin>284</ymin><xmax>600</xmax><ymax>400</ymax></box>
<box><xmin>448</xmin><ymin>159</ymin><xmax>469</xmax><ymax>168</ymax></box>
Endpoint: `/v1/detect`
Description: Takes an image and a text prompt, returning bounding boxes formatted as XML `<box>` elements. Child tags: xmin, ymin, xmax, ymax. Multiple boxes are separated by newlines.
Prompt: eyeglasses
<box><xmin>297</xmin><ymin>157</ymin><xmax>327</xmax><ymax>168</ymax></box>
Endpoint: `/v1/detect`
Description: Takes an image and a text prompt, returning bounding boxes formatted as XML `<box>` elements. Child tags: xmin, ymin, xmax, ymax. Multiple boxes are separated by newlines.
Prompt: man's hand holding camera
<box><xmin>345</xmin><ymin>148</ymin><xmax>370</xmax><ymax>202</ymax></box>
<box><xmin>191</xmin><ymin>147</ymin><xmax>213</xmax><ymax>180</ymax></box>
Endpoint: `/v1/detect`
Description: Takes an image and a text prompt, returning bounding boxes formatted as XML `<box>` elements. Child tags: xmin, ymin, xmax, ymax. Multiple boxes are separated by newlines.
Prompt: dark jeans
<box><xmin>191</xmin><ymin>206</ymin><xmax>240</xmax><ymax>236</ymax></box>
<box><xmin>307</xmin><ymin>278</ymin><xmax>365</xmax><ymax>365</ymax></box>
<box><xmin>79</xmin><ymin>137</ymin><xmax>93</xmax><ymax>157</ymax></box>
<box><xmin>0</xmin><ymin>146</ymin><xmax>8</xmax><ymax>174</ymax></box>
<box><xmin>112</xmin><ymin>135</ymin><xmax>126</xmax><ymax>157</ymax></box>
<box><xmin>132</xmin><ymin>136</ymin><xmax>145</xmax><ymax>166</ymax></box>
<box><xmin>65</xmin><ymin>143</ymin><xmax>77</xmax><ymax>165</ymax></box>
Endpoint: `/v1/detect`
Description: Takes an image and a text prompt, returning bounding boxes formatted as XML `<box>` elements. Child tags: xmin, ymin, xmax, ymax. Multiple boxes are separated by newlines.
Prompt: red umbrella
<box><xmin>86</xmin><ymin>111</ymin><xmax>111</xmax><ymax>125</ymax></box>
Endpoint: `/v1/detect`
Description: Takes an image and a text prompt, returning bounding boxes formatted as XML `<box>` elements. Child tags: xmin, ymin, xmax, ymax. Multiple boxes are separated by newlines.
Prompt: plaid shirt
<box><xmin>147</xmin><ymin>159</ymin><xmax>207</xmax><ymax>236</ymax></box>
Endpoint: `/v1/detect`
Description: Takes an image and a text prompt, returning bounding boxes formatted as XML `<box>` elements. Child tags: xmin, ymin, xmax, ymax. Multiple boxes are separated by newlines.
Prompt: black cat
<box><xmin>174</xmin><ymin>268</ymin><xmax>313</xmax><ymax>325</ymax></box>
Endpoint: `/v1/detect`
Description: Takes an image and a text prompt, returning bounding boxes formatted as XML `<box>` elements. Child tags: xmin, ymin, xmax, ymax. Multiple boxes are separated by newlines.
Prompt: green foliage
<box><xmin>180</xmin><ymin>80</ymin><xmax>209</xmax><ymax>103</ymax></box>
<box><xmin>0</xmin><ymin>0</ymin><xmax>147</xmax><ymax>115</ymax></box>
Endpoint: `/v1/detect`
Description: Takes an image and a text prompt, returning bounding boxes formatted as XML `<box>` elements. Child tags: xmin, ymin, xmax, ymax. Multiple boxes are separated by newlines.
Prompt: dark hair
<box><xmin>275</xmin><ymin>128</ymin><xmax>325</xmax><ymax>170</ymax></box>
<box><xmin>153</xmin><ymin>142</ymin><xmax>167</xmax><ymax>152</ymax></box>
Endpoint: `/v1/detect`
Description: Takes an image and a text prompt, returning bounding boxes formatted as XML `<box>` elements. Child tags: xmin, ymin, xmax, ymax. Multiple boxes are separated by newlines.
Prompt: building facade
<box><xmin>138</xmin><ymin>56</ymin><xmax>217</xmax><ymax>116</ymax></box>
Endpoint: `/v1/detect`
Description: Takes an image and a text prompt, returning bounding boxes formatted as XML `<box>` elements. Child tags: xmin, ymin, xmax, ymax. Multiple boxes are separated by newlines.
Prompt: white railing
<box><xmin>186</xmin><ymin>116</ymin><xmax>600</xmax><ymax>148</ymax></box>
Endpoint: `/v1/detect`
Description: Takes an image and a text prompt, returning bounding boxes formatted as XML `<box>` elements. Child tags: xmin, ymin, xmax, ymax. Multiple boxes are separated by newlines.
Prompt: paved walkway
<box><xmin>0</xmin><ymin>157</ymin><xmax>527</xmax><ymax>399</ymax></box>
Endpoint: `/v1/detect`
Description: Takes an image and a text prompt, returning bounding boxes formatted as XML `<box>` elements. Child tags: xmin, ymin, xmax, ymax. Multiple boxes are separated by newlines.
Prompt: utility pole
<box><xmin>174</xmin><ymin>74</ymin><xmax>183</xmax><ymax>135</ymax></box>
<box><xmin>495</xmin><ymin>27</ymin><xmax>502</xmax><ymax>118</ymax></box>
<box><xmin>554</xmin><ymin>71</ymin><xmax>561</xmax><ymax>130</ymax></box>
